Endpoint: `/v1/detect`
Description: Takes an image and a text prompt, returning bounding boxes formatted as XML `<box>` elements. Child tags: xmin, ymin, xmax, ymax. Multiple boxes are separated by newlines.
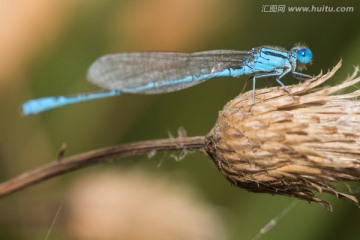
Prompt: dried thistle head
<box><xmin>206</xmin><ymin>61</ymin><xmax>360</xmax><ymax>208</ymax></box>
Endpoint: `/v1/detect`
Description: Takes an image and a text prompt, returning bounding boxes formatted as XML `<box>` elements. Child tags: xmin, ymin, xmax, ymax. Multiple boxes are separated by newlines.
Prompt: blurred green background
<box><xmin>0</xmin><ymin>0</ymin><xmax>360</xmax><ymax>239</ymax></box>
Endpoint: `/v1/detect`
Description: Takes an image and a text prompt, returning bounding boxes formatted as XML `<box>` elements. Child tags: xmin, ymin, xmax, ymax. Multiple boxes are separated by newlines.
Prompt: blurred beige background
<box><xmin>0</xmin><ymin>0</ymin><xmax>359</xmax><ymax>239</ymax></box>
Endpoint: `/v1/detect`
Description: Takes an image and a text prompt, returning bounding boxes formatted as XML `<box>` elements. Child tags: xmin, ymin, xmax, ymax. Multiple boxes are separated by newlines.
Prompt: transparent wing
<box><xmin>87</xmin><ymin>50</ymin><xmax>250</xmax><ymax>94</ymax></box>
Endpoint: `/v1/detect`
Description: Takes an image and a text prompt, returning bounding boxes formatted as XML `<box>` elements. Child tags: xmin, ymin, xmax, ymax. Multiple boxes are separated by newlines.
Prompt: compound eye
<box><xmin>297</xmin><ymin>48</ymin><xmax>312</xmax><ymax>64</ymax></box>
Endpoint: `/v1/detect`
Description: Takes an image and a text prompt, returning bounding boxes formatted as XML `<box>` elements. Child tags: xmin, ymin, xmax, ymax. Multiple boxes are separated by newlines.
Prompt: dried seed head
<box><xmin>206</xmin><ymin>61</ymin><xmax>360</xmax><ymax>208</ymax></box>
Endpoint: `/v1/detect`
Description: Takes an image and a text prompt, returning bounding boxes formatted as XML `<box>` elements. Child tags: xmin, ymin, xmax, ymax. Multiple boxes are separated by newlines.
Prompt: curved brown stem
<box><xmin>0</xmin><ymin>136</ymin><xmax>206</xmax><ymax>198</ymax></box>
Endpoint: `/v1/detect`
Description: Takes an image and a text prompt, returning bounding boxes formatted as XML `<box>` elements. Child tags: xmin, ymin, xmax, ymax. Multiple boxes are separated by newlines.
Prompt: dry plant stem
<box><xmin>0</xmin><ymin>137</ymin><xmax>206</xmax><ymax>198</ymax></box>
<box><xmin>1</xmin><ymin>61</ymin><xmax>359</xmax><ymax>209</ymax></box>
